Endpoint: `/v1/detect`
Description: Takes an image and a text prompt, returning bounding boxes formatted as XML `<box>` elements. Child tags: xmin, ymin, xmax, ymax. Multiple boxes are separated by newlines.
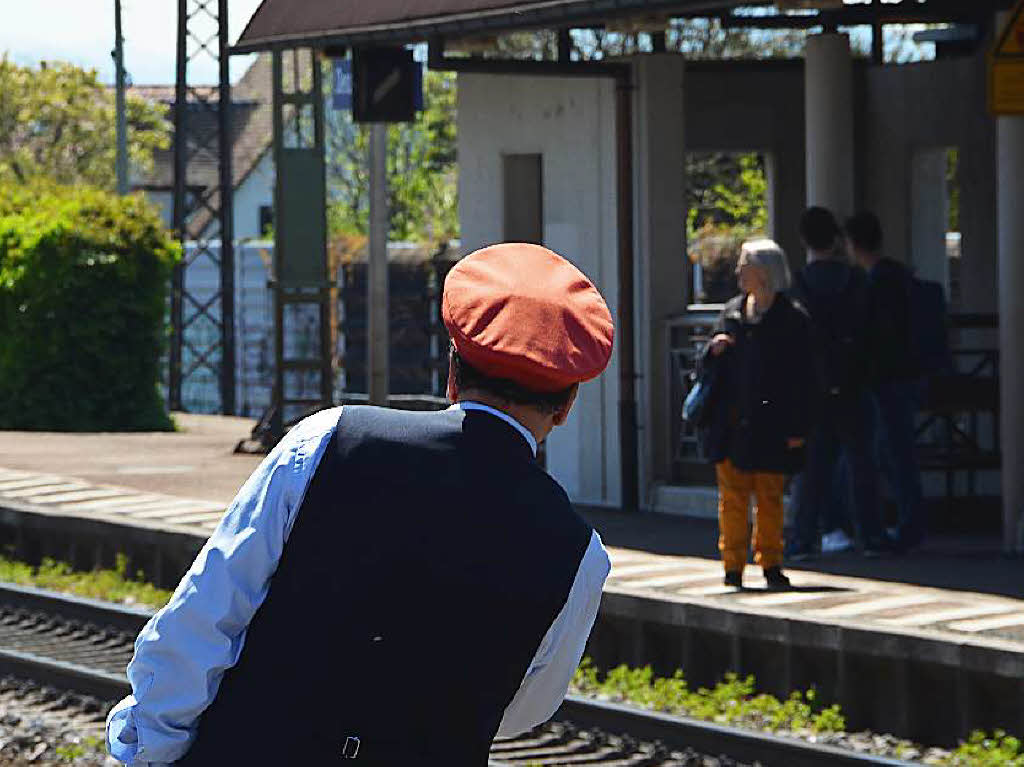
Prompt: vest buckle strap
<box><xmin>342</xmin><ymin>736</ymin><xmax>361</xmax><ymax>759</ymax></box>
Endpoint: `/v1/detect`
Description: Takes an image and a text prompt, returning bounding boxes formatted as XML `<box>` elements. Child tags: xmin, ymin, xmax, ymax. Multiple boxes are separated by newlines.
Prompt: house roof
<box><xmin>233</xmin><ymin>0</ymin><xmax>1009</xmax><ymax>52</ymax></box>
<box><xmin>130</xmin><ymin>55</ymin><xmax>288</xmax><ymax>236</ymax></box>
<box><xmin>234</xmin><ymin>0</ymin><xmax>742</xmax><ymax>51</ymax></box>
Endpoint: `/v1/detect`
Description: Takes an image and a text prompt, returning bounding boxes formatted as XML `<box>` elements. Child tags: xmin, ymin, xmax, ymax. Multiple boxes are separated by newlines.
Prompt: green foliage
<box><xmin>943</xmin><ymin>731</ymin><xmax>1024</xmax><ymax>766</ymax></box>
<box><xmin>0</xmin><ymin>184</ymin><xmax>179</xmax><ymax>430</ymax></box>
<box><xmin>55</xmin><ymin>735</ymin><xmax>106</xmax><ymax>763</ymax></box>
<box><xmin>326</xmin><ymin>70</ymin><xmax>458</xmax><ymax>243</ymax></box>
<box><xmin>0</xmin><ymin>57</ymin><xmax>170</xmax><ymax>189</ymax></box>
<box><xmin>0</xmin><ymin>552</ymin><xmax>171</xmax><ymax>608</ymax></box>
<box><xmin>572</xmin><ymin>659</ymin><xmax>846</xmax><ymax>735</ymax></box>
<box><xmin>688</xmin><ymin>152</ymin><xmax>768</xmax><ymax>236</ymax></box>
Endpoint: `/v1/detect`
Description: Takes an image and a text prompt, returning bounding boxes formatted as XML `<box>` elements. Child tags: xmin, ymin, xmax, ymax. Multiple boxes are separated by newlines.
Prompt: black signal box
<box><xmin>352</xmin><ymin>47</ymin><xmax>418</xmax><ymax>123</ymax></box>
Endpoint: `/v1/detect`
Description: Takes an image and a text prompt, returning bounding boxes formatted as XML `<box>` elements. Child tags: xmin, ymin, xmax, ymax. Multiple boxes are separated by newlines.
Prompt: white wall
<box><xmin>232</xmin><ymin>151</ymin><xmax>275</xmax><ymax>241</ymax></box>
<box><xmin>458</xmin><ymin>73</ymin><xmax>621</xmax><ymax>507</ymax></box>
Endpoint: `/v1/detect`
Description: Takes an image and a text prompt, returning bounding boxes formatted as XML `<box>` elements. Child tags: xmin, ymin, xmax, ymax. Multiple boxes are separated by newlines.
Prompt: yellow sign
<box><xmin>991</xmin><ymin>0</ymin><xmax>1024</xmax><ymax>115</ymax></box>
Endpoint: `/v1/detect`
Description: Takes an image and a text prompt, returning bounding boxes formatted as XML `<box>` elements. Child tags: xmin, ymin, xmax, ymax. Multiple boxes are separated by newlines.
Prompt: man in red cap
<box><xmin>107</xmin><ymin>243</ymin><xmax>615</xmax><ymax>766</ymax></box>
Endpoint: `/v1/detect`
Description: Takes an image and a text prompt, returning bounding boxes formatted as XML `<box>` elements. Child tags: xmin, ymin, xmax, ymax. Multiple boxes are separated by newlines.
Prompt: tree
<box><xmin>688</xmin><ymin>152</ymin><xmax>768</xmax><ymax>235</ymax></box>
<box><xmin>0</xmin><ymin>57</ymin><xmax>170</xmax><ymax>189</ymax></box>
<box><xmin>325</xmin><ymin>68</ymin><xmax>458</xmax><ymax>246</ymax></box>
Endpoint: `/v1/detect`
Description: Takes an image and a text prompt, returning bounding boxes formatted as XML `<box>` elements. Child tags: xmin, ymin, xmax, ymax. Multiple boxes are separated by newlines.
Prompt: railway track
<box><xmin>0</xmin><ymin>583</ymin><xmax>916</xmax><ymax>766</ymax></box>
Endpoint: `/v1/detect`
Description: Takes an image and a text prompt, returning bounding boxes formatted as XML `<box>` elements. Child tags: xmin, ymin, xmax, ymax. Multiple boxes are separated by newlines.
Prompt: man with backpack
<box><xmin>846</xmin><ymin>211</ymin><xmax>934</xmax><ymax>553</ymax></box>
<box><xmin>788</xmin><ymin>207</ymin><xmax>890</xmax><ymax>559</ymax></box>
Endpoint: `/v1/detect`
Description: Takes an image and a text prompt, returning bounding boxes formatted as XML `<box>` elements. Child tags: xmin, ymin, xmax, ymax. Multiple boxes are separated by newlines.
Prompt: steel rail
<box><xmin>548</xmin><ymin>695</ymin><xmax>917</xmax><ymax>767</ymax></box>
<box><xmin>0</xmin><ymin>584</ymin><xmax>146</xmax><ymax>701</ymax></box>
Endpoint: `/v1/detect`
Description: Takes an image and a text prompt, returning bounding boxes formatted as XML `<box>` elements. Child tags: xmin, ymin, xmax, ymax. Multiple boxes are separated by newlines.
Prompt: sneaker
<box><xmin>821</xmin><ymin>529</ymin><xmax>854</xmax><ymax>555</ymax></box>
<box><xmin>724</xmin><ymin>571</ymin><xmax>743</xmax><ymax>589</ymax></box>
<box><xmin>764</xmin><ymin>566</ymin><xmax>791</xmax><ymax>590</ymax></box>
<box><xmin>784</xmin><ymin>540</ymin><xmax>817</xmax><ymax>562</ymax></box>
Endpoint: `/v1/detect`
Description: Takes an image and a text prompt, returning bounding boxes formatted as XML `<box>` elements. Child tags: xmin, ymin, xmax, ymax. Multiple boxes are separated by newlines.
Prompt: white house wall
<box><xmin>457</xmin><ymin>73</ymin><xmax>621</xmax><ymax>508</ymax></box>
<box><xmin>231</xmin><ymin>151</ymin><xmax>275</xmax><ymax>241</ymax></box>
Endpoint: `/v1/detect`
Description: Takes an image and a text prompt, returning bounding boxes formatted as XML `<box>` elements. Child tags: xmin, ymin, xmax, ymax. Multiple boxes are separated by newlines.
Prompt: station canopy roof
<box><xmin>234</xmin><ymin>0</ymin><xmax>1010</xmax><ymax>53</ymax></box>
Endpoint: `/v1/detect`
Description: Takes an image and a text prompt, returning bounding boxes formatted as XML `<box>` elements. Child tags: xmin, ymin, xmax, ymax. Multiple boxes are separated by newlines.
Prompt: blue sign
<box><xmin>332</xmin><ymin>59</ymin><xmax>352</xmax><ymax>111</ymax></box>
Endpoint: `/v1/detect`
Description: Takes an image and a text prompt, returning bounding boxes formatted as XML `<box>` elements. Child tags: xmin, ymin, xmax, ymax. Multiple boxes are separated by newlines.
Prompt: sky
<box><xmin>0</xmin><ymin>0</ymin><xmax>264</xmax><ymax>85</ymax></box>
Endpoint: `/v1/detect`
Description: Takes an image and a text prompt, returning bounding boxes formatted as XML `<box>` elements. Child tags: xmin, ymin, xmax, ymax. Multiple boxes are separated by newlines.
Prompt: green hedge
<box><xmin>0</xmin><ymin>185</ymin><xmax>180</xmax><ymax>430</ymax></box>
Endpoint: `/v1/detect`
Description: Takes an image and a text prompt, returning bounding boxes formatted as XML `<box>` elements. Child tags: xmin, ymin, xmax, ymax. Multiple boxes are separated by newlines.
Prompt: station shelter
<box><xmin>234</xmin><ymin>0</ymin><xmax>1024</xmax><ymax>553</ymax></box>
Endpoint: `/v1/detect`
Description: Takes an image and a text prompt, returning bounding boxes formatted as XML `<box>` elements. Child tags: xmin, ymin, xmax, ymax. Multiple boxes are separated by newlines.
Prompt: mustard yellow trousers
<box><xmin>715</xmin><ymin>459</ymin><xmax>786</xmax><ymax>574</ymax></box>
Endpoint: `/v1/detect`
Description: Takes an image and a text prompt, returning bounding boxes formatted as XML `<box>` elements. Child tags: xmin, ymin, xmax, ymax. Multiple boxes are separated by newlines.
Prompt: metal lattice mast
<box><xmin>170</xmin><ymin>0</ymin><xmax>235</xmax><ymax>414</ymax></box>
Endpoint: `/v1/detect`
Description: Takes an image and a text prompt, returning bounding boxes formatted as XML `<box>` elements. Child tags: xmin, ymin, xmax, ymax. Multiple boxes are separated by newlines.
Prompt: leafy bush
<box><xmin>0</xmin><ymin>184</ymin><xmax>179</xmax><ymax>430</ymax></box>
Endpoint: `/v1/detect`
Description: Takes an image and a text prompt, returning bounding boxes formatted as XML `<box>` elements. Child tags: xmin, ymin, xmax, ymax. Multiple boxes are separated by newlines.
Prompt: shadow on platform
<box><xmin>579</xmin><ymin>507</ymin><xmax>1023</xmax><ymax>600</ymax></box>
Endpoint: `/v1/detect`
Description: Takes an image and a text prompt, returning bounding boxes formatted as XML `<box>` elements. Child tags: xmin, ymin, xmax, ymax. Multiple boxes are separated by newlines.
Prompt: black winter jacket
<box><xmin>701</xmin><ymin>294</ymin><xmax>817</xmax><ymax>475</ymax></box>
<box><xmin>866</xmin><ymin>257</ymin><xmax>915</xmax><ymax>383</ymax></box>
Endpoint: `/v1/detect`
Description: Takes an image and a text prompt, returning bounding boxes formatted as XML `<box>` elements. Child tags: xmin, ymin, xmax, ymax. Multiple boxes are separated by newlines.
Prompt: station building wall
<box><xmin>686</xmin><ymin>61</ymin><xmax>808</xmax><ymax>269</ymax></box>
<box><xmin>859</xmin><ymin>54</ymin><xmax>997</xmax><ymax>314</ymax></box>
<box><xmin>457</xmin><ymin>73</ymin><xmax>622</xmax><ymax>508</ymax></box>
<box><xmin>457</xmin><ymin>51</ymin><xmax>998</xmax><ymax>508</ymax></box>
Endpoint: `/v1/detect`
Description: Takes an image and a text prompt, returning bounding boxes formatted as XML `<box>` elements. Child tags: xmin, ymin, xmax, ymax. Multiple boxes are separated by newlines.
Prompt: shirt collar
<box><xmin>447</xmin><ymin>401</ymin><xmax>538</xmax><ymax>457</ymax></box>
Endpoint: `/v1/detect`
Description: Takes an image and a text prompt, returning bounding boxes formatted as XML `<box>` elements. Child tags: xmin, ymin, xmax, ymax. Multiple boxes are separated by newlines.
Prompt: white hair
<box><xmin>740</xmin><ymin>238</ymin><xmax>791</xmax><ymax>293</ymax></box>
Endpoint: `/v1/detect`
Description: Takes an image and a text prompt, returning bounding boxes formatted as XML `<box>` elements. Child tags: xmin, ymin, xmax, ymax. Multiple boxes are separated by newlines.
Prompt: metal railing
<box><xmin>666</xmin><ymin>306</ymin><xmax>722</xmax><ymax>485</ymax></box>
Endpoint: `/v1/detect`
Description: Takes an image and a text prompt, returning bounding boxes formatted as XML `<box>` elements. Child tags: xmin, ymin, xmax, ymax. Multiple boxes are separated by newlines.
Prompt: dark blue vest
<box><xmin>179</xmin><ymin>406</ymin><xmax>592</xmax><ymax>765</ymax></box>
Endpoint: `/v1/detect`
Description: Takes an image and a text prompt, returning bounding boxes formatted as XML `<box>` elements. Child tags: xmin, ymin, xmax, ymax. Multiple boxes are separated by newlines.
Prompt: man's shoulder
<box><xmin>873</xmin><ymin>257</ymin><xmax>911</xmax><ymax>283</ymax></box>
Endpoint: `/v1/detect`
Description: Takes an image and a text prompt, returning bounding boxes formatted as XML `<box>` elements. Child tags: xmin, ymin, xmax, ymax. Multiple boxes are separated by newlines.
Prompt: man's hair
<box><xmin>844</xmin><ymin>211</ymin><xmax>884</xmax><ymax>253</ymax></box>
<box><xmin>450</xmin><ymin>346</ymin><xmax>575</xmax><ymax>415</ymax></box>
<box><xmin>799</xmin><ymin>207</ymin><xmax>841</xmax><ymax>252</ymax></box>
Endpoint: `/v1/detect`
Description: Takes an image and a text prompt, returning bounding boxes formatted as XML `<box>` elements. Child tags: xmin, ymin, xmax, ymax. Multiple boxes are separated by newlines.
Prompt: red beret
<box><xmin>442</xmin><ymin>243</ymin><xmax>614</xmax><ymax>392</ymax></box>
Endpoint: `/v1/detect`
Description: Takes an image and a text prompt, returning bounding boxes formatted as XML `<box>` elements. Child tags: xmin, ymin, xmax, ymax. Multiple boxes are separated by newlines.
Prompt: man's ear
<box><xmin>551</xmin><ymin>385</ymin><xmax>579</xmax><ymax>426</ymax></box>
<box><xmin>446</xmin><ymin>355</ymin><xmax>458</xmax><ymax>402</ymax></box>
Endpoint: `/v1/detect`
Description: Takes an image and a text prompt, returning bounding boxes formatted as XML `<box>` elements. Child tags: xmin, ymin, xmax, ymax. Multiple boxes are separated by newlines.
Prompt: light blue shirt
<box><xmin>106</xmin><ymin>404</ymin><xmax>609</xmax><ymax>766</ymax></box>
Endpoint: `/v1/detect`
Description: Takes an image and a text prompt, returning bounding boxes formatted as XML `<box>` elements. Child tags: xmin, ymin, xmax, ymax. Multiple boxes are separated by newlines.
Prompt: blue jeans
<box><xmin>793</xmin><ymin>392</ymin><xmax>884</xmax><ymax>547</ymax></box>
<box><xmin>874</xmin><ymin>380</ymin><xmax>925</xmax><ymax>545</ymax></box>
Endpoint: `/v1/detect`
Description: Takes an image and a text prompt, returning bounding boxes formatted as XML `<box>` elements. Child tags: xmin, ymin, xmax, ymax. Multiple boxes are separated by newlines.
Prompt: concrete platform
<box><xmin>0</xmin><ymin>417</ymin><xmax>1021</xmax><ymax>745</ymax></box>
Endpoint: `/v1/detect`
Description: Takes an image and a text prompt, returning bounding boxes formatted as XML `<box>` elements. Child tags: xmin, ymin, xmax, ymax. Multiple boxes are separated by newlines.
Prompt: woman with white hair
<box><xmin>700</xmin><ymin>238</ymin><xmax>816</xmax><ymax>590</ymax></box>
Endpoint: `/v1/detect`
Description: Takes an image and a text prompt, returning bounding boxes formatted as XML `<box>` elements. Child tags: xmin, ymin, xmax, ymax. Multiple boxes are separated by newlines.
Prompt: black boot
<box><xmin>764</xmin><ymin>566</ymin><xmax>791</xmax><ymax>590</ymax></box>
<box><xmin>724</xmin><ymin>571</ymin><xmax>743</xmax><ymax>589</ymax></box>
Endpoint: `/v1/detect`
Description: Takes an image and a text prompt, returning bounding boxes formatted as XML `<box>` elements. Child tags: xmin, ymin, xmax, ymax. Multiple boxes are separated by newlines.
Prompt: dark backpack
<box><xmin>907</xmin><ymin>275</ymin><xmax>952</xmax><ymax>379</ymax></box>
<box><xmin>793</xmin><ymin>267</ymin><xmax>865</xmax><ymax>398</ymax></box>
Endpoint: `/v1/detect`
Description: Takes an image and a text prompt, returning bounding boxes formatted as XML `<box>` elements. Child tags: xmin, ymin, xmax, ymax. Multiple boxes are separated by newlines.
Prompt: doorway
<box><xmin>686</xmin><ymin>151</ymin><xmax>770</xmax><ymax>304</ymax></box>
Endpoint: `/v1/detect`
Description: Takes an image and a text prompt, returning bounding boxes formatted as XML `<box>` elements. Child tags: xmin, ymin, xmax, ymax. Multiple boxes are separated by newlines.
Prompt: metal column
<box><xmin>269</xmin><ymin>49</ymin><xmax>332</xmax><ymax>444</ymax></box>
<box><xmin>170</xmin><ymin>0</ymin><xmax>236</xmax><ymax>414</ymax></box>
<box><xmin>368</xmin><ymin>124</ymin><xmax>390</xmax><ymax>406</ymax></box>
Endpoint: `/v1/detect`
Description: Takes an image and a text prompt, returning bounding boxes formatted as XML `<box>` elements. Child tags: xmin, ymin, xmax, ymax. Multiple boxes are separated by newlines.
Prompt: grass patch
<box><xmin>945</xmin><ymin>731</ymin><xmax>1024</xmax><ymax>766</ymax></box>
<box><xmin>55</xmin><ymin>734</ymin><xmax>107</xmax><ymax>763</ymax></box>
<box><xmin>0</xmin><ymin>553</ymin><xmax>169</xmax><ymax>609</ymax></box>
<box><xmin>572</xmin><ymin>658</ymin><xmax>844</xmax><ymax>734</ymax></box>
<box><xmin>572</xmin><ymin>659</ymin><xmax>1023</xmax><ymax>766</ymax></box>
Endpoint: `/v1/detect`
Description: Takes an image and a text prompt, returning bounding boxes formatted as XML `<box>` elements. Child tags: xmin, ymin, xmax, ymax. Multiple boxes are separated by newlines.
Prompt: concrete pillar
<box><xmin>632</xmin><ymin>54</ymin><xmax>688</xmax><ymax>501</ymax></box>
<box><xmin>804</xmin><ymin>34</ymin><xmax>855</xmax><ymax>218</ymax></box>
<box><xmin>997</xmin><ymin>116</ymin><xmax>1024</xmax><ymax>553</ymax></box>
